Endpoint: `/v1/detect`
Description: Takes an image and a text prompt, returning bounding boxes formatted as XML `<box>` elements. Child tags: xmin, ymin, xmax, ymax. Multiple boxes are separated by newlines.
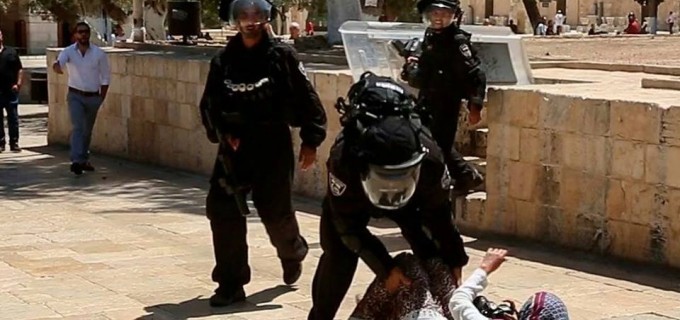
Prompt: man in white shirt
<box><xmin>52</xmin><ymin>21</ymin><xmax>111</xmax><ymax>175</ymax></box>
<box><xmin>554</xmin><ymin>10</ymin><xmax>565</xmax><ymax>34</ymax></box>
<box><xmin>449</xmin><ymin>248</ymin><xmax>570</xmax><ymax>320</ymax></box>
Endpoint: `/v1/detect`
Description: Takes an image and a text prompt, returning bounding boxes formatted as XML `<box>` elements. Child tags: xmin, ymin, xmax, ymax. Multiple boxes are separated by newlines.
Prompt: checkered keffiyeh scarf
<box><xmin>350</xmin><ymin>253</ymin><xmax>456</xmax><ymax>320</ymax></box>
<box><xmin>518</xmin><ymin>291</ymin><xmax>569</xmax><ymax>320</ymax></box>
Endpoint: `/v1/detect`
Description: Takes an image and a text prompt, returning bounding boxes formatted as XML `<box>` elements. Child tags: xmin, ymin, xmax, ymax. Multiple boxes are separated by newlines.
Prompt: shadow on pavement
<box><xmin>138</xmin><ymin>285</ymin><xmax>294</xmax><ymax>319</ymax></box>
<box><xmin>4</xmin><ymin>142</ymin><xmax>680</xmax><ymax>296</ymax></box>
<box><xmin>465</xmin><ymin>235</ymin><xmax>680</xmax><ymax>294</ymax></box>
<box><xmin>2</xmin><ymin>144</ymin><xmax>209</xmax><ymax>216</ymax></box>
<box><xmin>371</xmin><ymin>229</ymin><xmax>680</xmax><ymax>293</ymax></box>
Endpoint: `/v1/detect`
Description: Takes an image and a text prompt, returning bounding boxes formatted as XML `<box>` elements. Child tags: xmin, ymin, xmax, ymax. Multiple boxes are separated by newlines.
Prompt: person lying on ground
<box><xmin>449</xmin><ymin>248</ymin><xmax>570</xmax><ymax>320</ymax></box>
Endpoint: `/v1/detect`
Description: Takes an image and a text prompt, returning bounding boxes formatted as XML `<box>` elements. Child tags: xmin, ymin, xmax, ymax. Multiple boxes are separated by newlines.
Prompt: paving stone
<box><xmin>44</xmin><ymin>294</ymin><xmax>146</xmax><ymax>316</ymax></box>
<box><xmin>0</xmin><ymin>293</ymin><xmax>61</xmax><ymax>320</ymax></box>
<box><xmin>32</xmin><ymin>315</ymin><xmax>109</xmax><ymax>320</ymax></box>
<box><xmin>608</xmin><ymin>314</ymin><xmax>679</xmax><ymax>320</ymax></box>
<box><xmin>101</xmin><ymin>308</ymin><xmax>154</xmax><ymax>319</ymax></box>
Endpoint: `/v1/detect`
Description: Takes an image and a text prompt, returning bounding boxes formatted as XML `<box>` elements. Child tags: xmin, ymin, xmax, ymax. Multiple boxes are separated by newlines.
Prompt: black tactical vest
<box><xmin>217</xmin><ymin>44</ymin><xmax>293</xmax><ymax>126</ymax></box>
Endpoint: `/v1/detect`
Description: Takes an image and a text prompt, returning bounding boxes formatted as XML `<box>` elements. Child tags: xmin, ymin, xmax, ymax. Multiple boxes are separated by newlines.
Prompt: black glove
<box><xmin>400</xmin><ymin>61</ymin><xmax>420</xmax><ymax>87</ymax></box>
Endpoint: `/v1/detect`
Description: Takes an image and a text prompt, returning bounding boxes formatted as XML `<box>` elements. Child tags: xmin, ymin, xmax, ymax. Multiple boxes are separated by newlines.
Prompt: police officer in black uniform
<box><xmin>200</xmin><ymin>0</ymin><xmax>327</xmax><ymax>307</ymax></box>
<box><xmin>307</xmin><ymin>73</ymin><xmax>469</xmax><ymax>320</ymax></box>
<box><xmin>402</xmin><ymin>0</ymin><xmax>486</xmax><ymax>195</ymax></box>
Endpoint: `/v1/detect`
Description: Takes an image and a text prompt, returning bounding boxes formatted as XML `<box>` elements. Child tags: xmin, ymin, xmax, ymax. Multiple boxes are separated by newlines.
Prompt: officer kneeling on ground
<box><xmin>307</xmin><ymin>72</ymin><xmax>469</xmax><ymax>320</ymax></box>
<box><xmin>200</xmin><ymin>0</ymin><xmax>327</xmax><ymax>307</ymax></box>
<box><xmin>401</xmin><ymin>0</ymin><xmax>486</xmax><ymax>195</ymax></box>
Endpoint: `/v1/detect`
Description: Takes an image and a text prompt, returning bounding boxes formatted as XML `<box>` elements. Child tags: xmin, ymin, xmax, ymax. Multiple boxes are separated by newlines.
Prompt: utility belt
<box><xmin>217</xmin><ymin>92</ymin><xmax>298</xmax><ymax>126</ymax></box>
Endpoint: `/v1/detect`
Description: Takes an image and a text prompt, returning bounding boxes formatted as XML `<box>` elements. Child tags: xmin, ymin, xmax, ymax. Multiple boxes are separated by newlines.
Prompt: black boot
<box><xmin>282</xmin><ymin>237</ymin><xmax>308</xmax><ymax>285</ymax></box>
<box><xmin>70</xmin><ymin>163</ymin><xmax>83</xmax><ymax>175</ymax></box>
<box><xmin>209</xmin><ymin>287</ymin><xmax>246</xmax><ymax>307</ymax></box>
<box><xmin>452</xmin><ymin>167</ymin><xmax>484</xmax><ymax>196</ymax></box>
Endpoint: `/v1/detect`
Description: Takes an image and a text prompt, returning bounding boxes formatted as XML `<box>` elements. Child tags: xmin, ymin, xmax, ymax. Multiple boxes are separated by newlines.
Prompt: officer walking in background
<box><xmin>307</xmin><ymin>72</ymin><xmax>469</xmax><ymax>319</ymax></box>
<box><xmin>200</xmin><ymin>0</ymin><xmax>327</xmax><ymax>307</ymax></box>
<box><xmin>401</xmin><ymin>0</ymin><xmax>487</xmax><ymax>195</ymax></box>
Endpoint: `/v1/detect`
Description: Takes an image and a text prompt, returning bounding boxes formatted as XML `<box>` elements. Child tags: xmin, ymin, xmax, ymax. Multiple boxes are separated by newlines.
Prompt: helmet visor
<box><xmin>229</xmin><ymin>0</ymin><xmax>272</xmax><ymax>27</ymax></box>
<box><xmin>360</xmin><ymin>152</ymin><xmax>426</xmax><ymax>210</ymax></box>
<box><xmin>422</xmin><ymin>4</ymin><xmax>456</xmax><ymax>29</ymax></box>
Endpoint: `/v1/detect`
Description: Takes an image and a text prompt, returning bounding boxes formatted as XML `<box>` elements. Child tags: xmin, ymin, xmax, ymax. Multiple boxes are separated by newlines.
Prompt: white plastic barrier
<box><xmin>339</xmin><ymin>21</ymin><xmax>534</xmax><ymax>87</ymax></box>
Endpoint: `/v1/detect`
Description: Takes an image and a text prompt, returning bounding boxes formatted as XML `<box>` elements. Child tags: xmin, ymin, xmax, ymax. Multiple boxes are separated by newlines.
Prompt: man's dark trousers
<box><xmin>0</xmin><ymin>90</ymin><xmax>19</xmax><ymax>148</ymax></box>
<box><xmin>427</xmin><ymin>97</ymin><xmax>476</xmax><ymax>181</ymax></box>
<box><xmin>206</xmin><ymin>123</ymin><xmax>308</xmax><ymax>294</ymax></box>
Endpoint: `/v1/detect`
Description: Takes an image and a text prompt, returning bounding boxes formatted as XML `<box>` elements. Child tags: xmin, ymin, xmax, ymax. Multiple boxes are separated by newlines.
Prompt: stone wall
<box><xmin>45</xmin><ymin>48</ymin><xmax>347</xmax><ymax>200</ymax></box>
<box><xmin>467</xmin><ymin>88</ymin><xmax>680</xmax><ymax>269</ymax></box>
<box><xmin>26</xmin><ymin>15</ymin><xmax>58</xmax><ymax>55</ymax></box>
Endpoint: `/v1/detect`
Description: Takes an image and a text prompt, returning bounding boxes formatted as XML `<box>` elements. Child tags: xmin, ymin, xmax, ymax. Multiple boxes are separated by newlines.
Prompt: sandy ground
<box><xmin>524</xmin><ymin>36</ymin><xmax>680</xmax><ymax>65</ymax></box>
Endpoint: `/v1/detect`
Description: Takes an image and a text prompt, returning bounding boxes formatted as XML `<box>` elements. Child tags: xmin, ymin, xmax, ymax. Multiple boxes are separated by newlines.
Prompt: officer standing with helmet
<box><xmin>200</xmin><ymin>0</ymin><xmax>327</xmax><ymax>307</ymax></box>
<box><xmin>402</xmin><ymin>0</ymin><xmax>487</xmax><ymax>195</ymax></box>
<box><xmin>307</xmin><ymin>72</ymin><xmax>469</xmax><ymax>320</ymax></box>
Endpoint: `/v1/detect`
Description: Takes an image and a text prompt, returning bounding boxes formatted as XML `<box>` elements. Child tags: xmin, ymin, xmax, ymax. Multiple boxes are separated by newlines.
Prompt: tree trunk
<box><xmin>132</xmin><ymin>0</ymin><xmax>144</xmax><ymax>41</ymax></box>
<box><xmin>522</xmin><ymin>0</ymin><xmax>541</xmax><ymax>30</ymax></box>
<box><xmin>102</xmin><ymin>0</ymin><xmax>129</xmax><ymax>24</ymax></box>
<box><xmin>143</xmin><ymin>0</ymin><xmax>167</xmax><ymax>40</ymax></box>
<box><xmin>327</xmin><ymin>0</ymin><xmax>362</xmax><ymax>44</ymax></box>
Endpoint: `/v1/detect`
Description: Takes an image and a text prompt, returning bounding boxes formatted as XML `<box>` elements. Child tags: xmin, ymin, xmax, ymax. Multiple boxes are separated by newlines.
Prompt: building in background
<box><xmin>462</xmin><ymin>0</ymin><xmax>680</xmax><ymax>31</ymax></box>
<box><xmin>0</xmin><ymin>0</ymin><xmax>124</xmax><ymax>54</ymax></box>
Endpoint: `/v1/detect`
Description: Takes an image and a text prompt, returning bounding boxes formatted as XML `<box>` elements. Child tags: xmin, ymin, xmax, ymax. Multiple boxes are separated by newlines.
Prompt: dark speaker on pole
<box><xmin>167</xmin><ymin>0</ymin><xmax>202</xmax><ymax>44</ymax></box>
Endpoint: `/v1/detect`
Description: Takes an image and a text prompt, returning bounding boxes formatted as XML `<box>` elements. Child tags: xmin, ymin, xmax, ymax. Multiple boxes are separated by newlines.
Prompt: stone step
<box><xmin>641</xmin><ymin>77</ymin><xmax>680</xmax><ymax>91</ymax></box>
<box><xmin>454</xmin><ymin>191</ymin><xmax>486</xmax><ymax>231</ymax></box>
<box><xmin>472</xmin><ymin>128</ymin><xmax>487</xmax><ymax>158</ymax></box>
<box><xmin>456</xmin><ymin>127</ymin><xmax>487</xmax><ymax>159</ymax></box>
<box><xmin>462</xmin><ymin>156</ymin><xmax>486</xmax><ymax>192</ymax></box>
<box><xmin>464</xmin><ymin>156</ymin><xmax>487</xmax><ymax>175</ymax></box>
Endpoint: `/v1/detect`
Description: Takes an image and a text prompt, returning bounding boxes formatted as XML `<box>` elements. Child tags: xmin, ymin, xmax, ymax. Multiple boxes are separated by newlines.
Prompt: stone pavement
<box><xmin>1</xmin><ymin>110</ymin><xmax>680</xmax><ymax>320</ymax></box>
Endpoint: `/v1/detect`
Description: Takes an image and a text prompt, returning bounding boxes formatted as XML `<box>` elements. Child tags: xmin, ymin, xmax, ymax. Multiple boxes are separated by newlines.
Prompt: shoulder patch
<box><xmin>459</xmin><ymin>44</ymin><xmax>472</xmax><ymax>59</ymax></box>
<box><xmin>297</xmin><ymin>61</ymin><xmax>310</xmax><ymax>81</ymax></box>
<box><xmin>441</xmin><ymin>167</ymin><xmax>452</xmax><ymax>190</ymax></box>
<box><xmin>375</xmin><ymin>81</ymin><xmax>405</xmax><ymax>94</ymax></box>
<box><xmin>329</xmin><ymin>172</ymin><xmax>347</xmax><ymax>197</ymax></box>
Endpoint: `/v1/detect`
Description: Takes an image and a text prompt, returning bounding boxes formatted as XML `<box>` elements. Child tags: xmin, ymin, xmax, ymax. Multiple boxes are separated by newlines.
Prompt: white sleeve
<box><xmin>56</xmin><ymin>48</ymin><xmax>70</xmax><ymax>66</ymax></box>
<box><xmin>449</xmin><ymin>268</ymin><xmax>490</xmax><ymax>320</ymax></box>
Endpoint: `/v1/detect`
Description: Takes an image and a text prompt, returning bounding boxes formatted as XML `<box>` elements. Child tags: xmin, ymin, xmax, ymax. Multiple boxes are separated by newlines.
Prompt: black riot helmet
<box><xmin>357</xmin><ymin>116</ymin><xmax>427</xmax><ymax>210</ymax></box>
<box><xmin>336</xmin><ymin>72</ymin><xmax>427</xmax><ymax>210</ymax></box>
<box><xmin>219</xmin><ymin>0</ymin><xmax>275</xmax><ymax>26</ymax></box>
<box><xmin>417</xmin><ymin>0</ymin><xmax>461</xmax><ymax>29</ymax></box>
<box><xmin>336</xmin><ymin>71</ymin><xmax>420</xmax><ymax>128</ymax></box>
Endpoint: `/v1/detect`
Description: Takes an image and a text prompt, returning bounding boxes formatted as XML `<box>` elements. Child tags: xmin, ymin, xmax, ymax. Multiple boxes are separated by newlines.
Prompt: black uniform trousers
<box><xmin>308</xmin><ymin>198</ymin><xmax>440</xmax><ymax>320</ymax></box>
<box><xmin>427</xmin><ymin>96</ymin><xmax>475</xmax><ymax>181</ymax></box>
<box><xmin>206</xmin><ymin>123</ymin><xmax>308</xmax><ymax>294</ymax></box>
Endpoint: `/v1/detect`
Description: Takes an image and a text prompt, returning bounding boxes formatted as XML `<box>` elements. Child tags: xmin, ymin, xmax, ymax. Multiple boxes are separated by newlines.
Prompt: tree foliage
<box><xmin>0</xmin><ymin>0</ymin><xmax>326</xmax><ymax>30</ymax></box>
<box><xmin>0</xmin><ymin>0</ymin><xmax>132</xmax><ymax>25</ymax></box>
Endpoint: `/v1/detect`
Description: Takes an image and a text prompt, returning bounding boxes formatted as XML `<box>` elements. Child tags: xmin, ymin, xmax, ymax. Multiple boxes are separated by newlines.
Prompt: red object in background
<box><xmin>626</xmin><ymin>20</ymin><xmax>641</xmax><ymax>34</ymax></box>
<box><xmin>306</xmin><ymin>20</ymin><xmax>314</xmax><ymax>36</ymax></box>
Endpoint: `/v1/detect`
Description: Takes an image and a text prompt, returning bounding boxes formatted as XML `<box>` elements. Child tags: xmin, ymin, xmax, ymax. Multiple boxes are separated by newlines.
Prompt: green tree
<box><xmin>0</xmin><ymin>0</ymin><xmax>132</xmax><ymax>25</ymax></box>
<box><xmin>198</xmin><ymin>0</ymin><xmax>326</xmax><ymax>29</ymax></box>
<box><xmin>200</xmin><ymin>0</ymin><xmax>222</xmax><ymax>28</ymax></box>
<box><xmin>362</xmin><ymin>0</ymin><xmax>420</xmax><ymax>22</ymax></box>
<box><xmin>634</xmin><ymin>0</ymin><xmax>664</xmax><ymax>17</ymax></box>
<box><xmin>522</xmin><ymin>0</ymin><xmax>541</xmax><ymax>29</ymax></box>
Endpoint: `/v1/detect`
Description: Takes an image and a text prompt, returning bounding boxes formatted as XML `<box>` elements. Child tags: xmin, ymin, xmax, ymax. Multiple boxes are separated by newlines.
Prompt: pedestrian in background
<box><xmin>0</xmin><ymin>29</ymin><xmax>24</xmax><ymax>153</ymax></box>
<box><xmin>52</xmin><ymin>22</ymin><xmax>110</xmax><ymax>175</ymax></box>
